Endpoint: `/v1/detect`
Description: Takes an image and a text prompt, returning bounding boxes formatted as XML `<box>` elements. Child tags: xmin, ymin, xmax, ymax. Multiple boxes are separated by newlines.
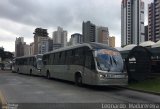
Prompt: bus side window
<box><xmin>50</xmin><ymin>53</ymin><xmax>54</xmax><ymax>65</ymax></box>
<box><xmin>59</xmin><ymin>52</ymin><xmax>66</xmax><ymax>65</ymax></box>
<box><xmin>48</xmin><ymin>54</ymin><xmax>52</xmax><ymax>65</ymax></box>
<box><xmin>26</xmin><ymin>58</ymin><xmax>29</xmax><ymax>65</ymax></box>
<box><xmin>72</xmin><ymin>50</ymin><xmax>75</xmax><ymax>64</ymax></box>
<box><xmin>85</xmin><ymin>49</ymin><xmax>95</xmax><ymax>70</ymax></box>
<box><xmin>60</xmin><ymin>51</ymin><xmax>66</xmax><ymax>65</ymax></box>
<box><xmin>54</xmin><ymin>53</ymin><xmax>59</xmax><ymax>65</ymax></box>
<box><xmin>46</xmin><ymin>54</ymin><xmax>49</xmax><ymax>65</ymax></box>
<box><xmin>77</xmin><ymin>48</ymin><xmax>85</xmax><ymax>66</ymax></box>
<box><xmin>66</xmin><ymin>50</ymin><xmax>71</xmax><ymax>65</ymax></box>
<box><xmin>53</xmin><ymin>53</ymin><xmax>56</xmax><ymax>64</ymax></box>
<box><xmin>33</xmin><ymin>57</ymin><xmax>37</xmax><ymax>67</ymax></box>
<box><xmin>74</xmin><ymin>49</ymin><xmax>79</xmax><ymax>65</ymax></box>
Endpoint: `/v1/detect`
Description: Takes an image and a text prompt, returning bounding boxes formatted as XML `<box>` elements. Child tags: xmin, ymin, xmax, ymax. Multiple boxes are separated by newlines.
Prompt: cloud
<box><xmin>0</xmin><ymin>0</ymin><xmax>121</xmax><ymax>30</ymax></box>
<box><xmin>0</xmin><ymin>18</ymin><xmax>35</xmax><ymax>39</ymax></box>
<box><xmin>0</xmin><ymin>0</ymin><xmax>151</xmax><ymax>51</ymax></box>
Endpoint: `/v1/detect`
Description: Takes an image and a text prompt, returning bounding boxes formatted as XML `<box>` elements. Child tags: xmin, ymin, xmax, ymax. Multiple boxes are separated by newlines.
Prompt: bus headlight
<box><xmin>99</xmin><ymin>74</ymin><xmax>105</xmax><ymax>78</ymax></box>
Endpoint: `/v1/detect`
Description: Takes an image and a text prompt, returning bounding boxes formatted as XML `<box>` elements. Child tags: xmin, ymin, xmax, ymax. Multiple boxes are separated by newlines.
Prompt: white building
<box><xmin>96</xmin><ymin>26</ymin><xmax>109</xmax><ymax>45</ymax></box>
<box><xmin>52</xmin><ymin>27</ymin><xmax>67</xmax><ymax>50</ymax></box>
<box><xmin>38</xmin><ymin>37</ymin><xmax>49</xmax><ymax>54</ymax></box>
<box><xmin>30</xmin><ymin>42</ymin><xmax>35</xmax><ymax>55</ymax></box>
<box><xmin>121</xmin><ymin>0</ymin><xmax>145</xmax><ymax>47</ymax></box>
<box><xmin>33</xmin><ymin>28</ymin><xmax>49</xmax><ymax>54</ymax></box>
<box><xmin>70</xmin><ymin>33</ymin><xmax>83</xmax><ymax>45</ymax></box>
<box><xmin>15</xmin><ymin>37</ymin><xmax>25</xmax><ymax>57</ymax></box>
<box><xmin>24</xmin><ymin>44</ymin><xmax>30</xmax><ymax>56</ymax></box>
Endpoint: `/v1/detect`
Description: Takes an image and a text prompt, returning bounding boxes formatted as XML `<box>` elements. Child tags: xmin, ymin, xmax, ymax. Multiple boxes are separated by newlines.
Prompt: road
<box><xmin>0</xmin><ymin>70</ymin><xmax>160</xmax><ymax>109</ymax></box>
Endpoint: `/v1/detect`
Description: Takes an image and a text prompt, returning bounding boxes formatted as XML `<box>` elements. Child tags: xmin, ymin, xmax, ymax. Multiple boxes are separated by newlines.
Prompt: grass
<box><xmin>128</xmin><ymin>77</ymin><xmax>160</xmax><ymax>93</ymax></box>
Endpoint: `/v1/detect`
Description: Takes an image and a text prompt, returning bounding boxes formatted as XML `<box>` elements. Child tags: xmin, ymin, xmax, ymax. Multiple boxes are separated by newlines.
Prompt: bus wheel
<box><xmin>30</xmin><ymin>70</ymin><xmax>32</xmax><ymax>76</ymax></box>
<box><xmin>46</xmin><ymin>71</ymin><xmax>50</xmax><ymax>79</ymax></box>
<box><xmin>75</xmin><ymin>73</ymin><xmax>83</xmax><ymax>86</ymax></box>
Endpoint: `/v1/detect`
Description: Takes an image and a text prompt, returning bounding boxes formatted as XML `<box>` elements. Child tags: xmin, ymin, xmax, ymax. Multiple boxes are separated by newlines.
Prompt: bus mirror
<box><xmin>93</xmin><ymin>51</ymin><xmax>97</xmax><ymax>57</ymax></box>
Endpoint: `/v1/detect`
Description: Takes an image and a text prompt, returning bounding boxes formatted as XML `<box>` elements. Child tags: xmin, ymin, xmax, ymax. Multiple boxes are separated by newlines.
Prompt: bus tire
<box><xmin>30</xmin><ymin>69</ymin><xmax>32</xmax><ymax>76</ymax></box>
<box><xmin>75</xmin><ymin>73</ymin><xmax>83</xmax><ymax>86</ymax></box>
<box><xmin>46</xmin><ymin>71</ymin><xmax>50</xmax><ymax>79</ymax></box>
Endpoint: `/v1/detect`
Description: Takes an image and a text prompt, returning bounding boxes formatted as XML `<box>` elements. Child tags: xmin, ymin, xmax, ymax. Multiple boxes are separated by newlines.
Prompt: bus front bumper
<box><xmin>93</xmin><ymin>78</ymin><xmax>128</xmax><ymax>86</ymax></box>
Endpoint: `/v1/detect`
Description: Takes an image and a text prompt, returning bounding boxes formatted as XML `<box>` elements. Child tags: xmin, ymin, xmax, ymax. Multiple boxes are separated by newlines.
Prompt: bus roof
<box><xmin>15</xmin><ymin>54</ymin><xmax>43</xmax><ymax>59</ymax></box>
<box><xmin>44</xmin><ymin>42</ymin><xmax>118</xmax><ymax>55</ymax></box>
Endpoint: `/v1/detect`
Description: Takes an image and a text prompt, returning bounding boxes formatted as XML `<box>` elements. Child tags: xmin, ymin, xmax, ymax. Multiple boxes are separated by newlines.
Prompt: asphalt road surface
<box><xmin>0</xmin><ymin>70</ymin><xmax>160</xmax><ymax>109</ymax></box>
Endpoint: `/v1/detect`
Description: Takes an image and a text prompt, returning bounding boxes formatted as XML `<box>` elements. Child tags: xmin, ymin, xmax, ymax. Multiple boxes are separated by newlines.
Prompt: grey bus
<box><xmin>42</xmin><ymin>43</ymin><xmax>128</xmax><ymax>86</ymax></box>
<box><xmin>14</xmin><ymin>54</ymin><xmax>43</xmax><ymax>76</ymax></box>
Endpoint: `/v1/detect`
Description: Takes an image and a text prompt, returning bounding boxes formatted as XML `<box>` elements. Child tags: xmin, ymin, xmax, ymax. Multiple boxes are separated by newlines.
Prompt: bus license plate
<box><xmin>112</xmin><ymin>75</ymin><xmax>125</xmax><ymax>78</ymax></box>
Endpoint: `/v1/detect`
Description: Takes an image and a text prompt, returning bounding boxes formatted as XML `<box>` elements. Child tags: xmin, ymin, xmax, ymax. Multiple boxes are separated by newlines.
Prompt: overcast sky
<box><xmin>0</xmin><ymin>0</ymin><xmax>152</xmax><ymax>52</ymax></box>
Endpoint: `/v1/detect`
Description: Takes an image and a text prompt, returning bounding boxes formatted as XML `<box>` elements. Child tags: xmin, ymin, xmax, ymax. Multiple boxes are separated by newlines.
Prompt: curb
<box><xmin>118</xmin><ymin>86</ymin><xmax>160</xmax><ymax>96</ymax></box>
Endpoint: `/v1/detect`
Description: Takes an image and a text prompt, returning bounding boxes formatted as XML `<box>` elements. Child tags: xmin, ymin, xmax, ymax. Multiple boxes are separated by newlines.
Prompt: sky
<box><xmin>0</xmin><ymin>0</ymin><xmax>153</xmax><ymax>52</ymax></box>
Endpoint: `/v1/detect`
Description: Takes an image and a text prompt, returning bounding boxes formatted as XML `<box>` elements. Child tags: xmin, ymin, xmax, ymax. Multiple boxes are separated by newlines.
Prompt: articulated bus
<box><xmin>42</xmin><ymin>43</ymin><xmax>128</xmax><ymax>86</ymax></box>
<box><xmin>14</xmin><ymin>54</ymin><xmax>43</xmax><ymax>76</ymax></box>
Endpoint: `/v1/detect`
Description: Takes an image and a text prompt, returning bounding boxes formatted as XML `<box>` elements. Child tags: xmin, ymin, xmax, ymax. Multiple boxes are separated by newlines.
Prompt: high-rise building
<box><xmin>15</xmin><ymin>37</ymin><xmax>25</xmax><ymax>57</ymax></box>
<box><xmin>52</xmin><ymin>27</ymin><xmax>67</xmax><ymax>50</ymax></box>
<box><xmin>24</xmin><ymin>44</ymin><xmax>30</xmax><ymax>56</ymax></box>
<box><xmin>96</xmin><ymin>26</ymin><xmax>109</xmax><ymax>45</ymax></box>
<box><xmin>48</xmin><ymin>38</ymin><xmax>53</xmax><ymax>52</ymax></box>
<box><xmin>30</xmin><ymin>42</ymin><xmax>34</xmax><ymax>55</ymax></box>
<box><xmin>82</xmin><ymin>21</ymin><xmax>96</xmax><ymax>43</ymax></box>
<box><xmin>145</xmin><ymin>25</ymin><xmax>148</xmax><ymax>41</ymax></box>
<box><xmin>70</xmin><ymin>33</ymin><xmax>83</xmax><ymax>45</ymax></box>
<box><xmin>33</xmin><ymin>28</ymin><xmax>49</xmax><ymax>54</ymax></box>
<box><xmin>109</xmin><ymin>36</ymin><xmax>115</xmax><ymax>48</ymax></box>
<box><xmin>148</xmin><ymin>0</ymin><xmax>160</xmax><ymax>42</ymax></box>
<box><xmin>39</xmin><ymin>38</ymin><xmax>49</xmax><ymax>54</ymax></box>
<box><xmin>121</xmin><ymin>0</ymin><xmax>145</xmax><ymax>47</ymax></box>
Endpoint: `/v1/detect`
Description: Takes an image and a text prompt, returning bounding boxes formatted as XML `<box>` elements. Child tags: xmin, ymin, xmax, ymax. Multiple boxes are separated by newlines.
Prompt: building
<box><xmin>70</xmin><ymin>33</ymin><xmax>83</xmax><ymax>45</ymax></box>
<box><xmin>39</xmin><ymin>37</ymin><xmax>49</xmax><ymax>54</ymax></box>
<box><xmin>0</xmin><ymin>47</ymin><xmax>4</xmax><ymax>62</ymax></box>
<box><xmin>96</xmin><ymin>26</ymin><xmax>109</xmax><ymax>45</ymax></box>
<box><xmin>145</xmin><ymin>25</ymin><xmax>148</xmax><ymax>41</ymax></box>
<box><xmin>48</xmin><ymin>38</ymin><xmax>53</xmax><ymax>52</ymax></box>
<box><xmin>53</xmin><ymin>43</ymin><xmax>63</xmax><ymax>50</ymax></box>
<box><xmin>24</xmin><ymin>44</ymin><xmax>30</xmax><ymax>56</ymax></box>
<box><xmin>52</xmin><ymin>27</ymin><xmax>67</xmax><ymax>50</ymax></box>
<box><xmin>34</xmin><ymin>28</ymin><xmax>49</xmax><ymax>54</ymax></box>
<box><xmin>82</xmin><ymin>21</ymin><xmax>96</xmax><ymax>43</ymax></box>
<box><xmin>109</xmin><ymin>36</ymin><xmax>115</xmax><ymax>48</ymax></box>
<box><xmin>30</xmin><ymin>42</ymin><xmax>34</xmax><ymax>56</ymax></box>
<box><xmin>15</xmin><ymin>37</ymin><xmax>25</xmax><ymax>57</ymax></box>
<box><xmin>148</xmin><ymin>0</ymin><xmax>160</xmax><ymax>42</ymax></box>
<box><xmin>148</xmin><ymin>3</ymin><xmax>155</xmax><ymax>41</ymax></box>
<box><xmin>121</xmin><ymin>0</ymin><xmax>145</xmax><ymax>47</ymax></box>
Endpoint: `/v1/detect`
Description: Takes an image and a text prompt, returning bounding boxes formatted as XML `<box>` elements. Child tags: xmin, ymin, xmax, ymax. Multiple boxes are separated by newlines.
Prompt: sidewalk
<box><xmin>120</xmin><ymin>86</ymin><xmax>160</xmax><ymax>96</ymax></box>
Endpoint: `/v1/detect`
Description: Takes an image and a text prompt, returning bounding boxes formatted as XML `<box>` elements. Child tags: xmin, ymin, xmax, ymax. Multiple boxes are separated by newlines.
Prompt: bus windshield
<box><xmin>96</xmin><ymin>49</ymin><xmax>123</xmax><ymax>72</ymax></box>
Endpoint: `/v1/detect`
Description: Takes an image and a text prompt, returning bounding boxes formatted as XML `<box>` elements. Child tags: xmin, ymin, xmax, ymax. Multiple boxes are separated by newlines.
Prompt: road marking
<box><xmin>0</xmin><ymin>90</ymin><xmax>8</xmax><ymax>109</ymax></box>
